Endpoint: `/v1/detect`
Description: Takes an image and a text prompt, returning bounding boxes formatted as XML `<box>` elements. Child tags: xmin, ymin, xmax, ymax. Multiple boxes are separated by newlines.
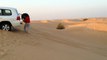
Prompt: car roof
<box><xmin>0</xmin><ymin>7</ymin><xmax>16</xmax><ymax>9</ymax></box>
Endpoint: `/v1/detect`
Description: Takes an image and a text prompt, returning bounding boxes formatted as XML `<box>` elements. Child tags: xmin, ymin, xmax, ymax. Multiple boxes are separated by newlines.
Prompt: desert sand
<box><xmin>0</xmin><ymin>18</ymin><xmax>107</xmax><ymax>60</ymax></box>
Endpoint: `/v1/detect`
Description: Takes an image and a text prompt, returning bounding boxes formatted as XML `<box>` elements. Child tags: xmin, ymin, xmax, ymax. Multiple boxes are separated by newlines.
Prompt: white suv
<box><xmin>0</xmin><ymin>7</ymin><xmax>21</xmax><ymax>31</ymax></box>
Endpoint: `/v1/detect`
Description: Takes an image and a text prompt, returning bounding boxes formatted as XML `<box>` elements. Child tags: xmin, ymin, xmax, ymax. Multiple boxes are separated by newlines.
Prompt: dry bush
<box><xmin>56</xmin><ymin>23</ymin><xmax>65</xmax><ymax>30</ymax></box>
<box><xmin>83</xmin><ymin>18</ymin><xmax>88</xmax><ymax>21</ymax></box>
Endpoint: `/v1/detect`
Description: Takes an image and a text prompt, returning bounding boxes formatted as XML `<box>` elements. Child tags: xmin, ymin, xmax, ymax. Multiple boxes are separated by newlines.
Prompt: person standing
<box><xmin>21</xmin><ymin>13</ymin><xmax>30</xmax><ymax>32</ymax></box>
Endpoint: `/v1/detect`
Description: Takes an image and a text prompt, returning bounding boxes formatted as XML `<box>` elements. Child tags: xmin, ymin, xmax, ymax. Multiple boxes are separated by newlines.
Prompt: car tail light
<box><xmin>17</xmin><ymin>16</ymin><xmax>20</xmax><ymax>20</ymax></box>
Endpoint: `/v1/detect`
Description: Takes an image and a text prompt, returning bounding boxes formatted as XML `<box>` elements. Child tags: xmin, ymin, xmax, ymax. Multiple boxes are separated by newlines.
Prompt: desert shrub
<box><xmin>56</xmin><ymin>23</ymin><xmax>65</xmax><ymax>29</ymax></box>
<box><xmin>83</xmin><ymin>18</ymin><xmax>88</xmax><ymax>21</ymax></box>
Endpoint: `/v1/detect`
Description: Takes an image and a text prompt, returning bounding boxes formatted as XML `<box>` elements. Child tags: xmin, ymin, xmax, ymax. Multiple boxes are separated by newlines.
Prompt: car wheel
<box><xmin>1</xmin><ymin>23</ymin><xmax>11</xmax><ymax>31</ymax></box>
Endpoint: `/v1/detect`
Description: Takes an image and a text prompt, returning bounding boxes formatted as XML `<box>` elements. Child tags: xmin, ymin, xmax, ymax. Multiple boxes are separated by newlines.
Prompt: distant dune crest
<box><xmin>66</xmin><ymin>18</ymin><xmax>107</xmax><ymax>31</ymax></box>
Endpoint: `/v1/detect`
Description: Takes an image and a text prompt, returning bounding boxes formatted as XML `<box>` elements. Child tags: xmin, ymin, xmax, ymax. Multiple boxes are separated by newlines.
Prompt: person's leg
<box><xmin>24</xmin><ymin>23</ymin><xmax>27</xmax><ymax>32</ymax></box>
<box><xmin>27</xmin><ymin>23</ymin><xmax>30</xmax><ymax>29</ymax></box>
<box><xmin>26</xmin><ymin>23</ymin><xmax>30</xmax><ymax>32</ymax></box>
<box><xmin>24</xmin><ymin>23</ymin><xmax>30</xmax><ymax>32</ymax></box>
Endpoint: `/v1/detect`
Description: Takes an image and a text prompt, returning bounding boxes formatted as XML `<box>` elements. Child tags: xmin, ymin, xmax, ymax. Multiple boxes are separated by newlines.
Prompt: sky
<box><xmin>0</xmin><ymin>0</ymin><xmax>107</xmax><ymax>20</ymax></box>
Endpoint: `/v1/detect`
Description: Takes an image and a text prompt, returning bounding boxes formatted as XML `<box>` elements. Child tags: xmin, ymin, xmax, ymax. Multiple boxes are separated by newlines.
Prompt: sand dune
<box><xmin>40</xmin><ymin>20</ymin><xmax>49</xmax><ymax>23</ymax></box>
<box><xmin>67</xmin><ymin>19</ymin><xmax>107</xmax><ymax>31</ymax></box>
<box><xmin>0</xmin><ymin>19</ymin><xmax>107</xmax><ymax>60</ymax></box>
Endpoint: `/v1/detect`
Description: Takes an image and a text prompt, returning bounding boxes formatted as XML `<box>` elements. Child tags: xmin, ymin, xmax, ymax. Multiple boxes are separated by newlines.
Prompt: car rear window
<box><xmin>15</xmin><ymin>9</ymin><xmax>19</xmax><ymax>15</ymax></box>
<box><xmin>0</xmin><ymin>9</ymin><xmax>12</xmax><ymax>16</ymax></box>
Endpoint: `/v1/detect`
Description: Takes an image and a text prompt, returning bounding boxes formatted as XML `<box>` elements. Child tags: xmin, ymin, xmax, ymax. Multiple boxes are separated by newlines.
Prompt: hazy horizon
<box><xmin>0</xmin><ymin>0</ymin><xmax>107</xmax><ymax>20</ymax></box>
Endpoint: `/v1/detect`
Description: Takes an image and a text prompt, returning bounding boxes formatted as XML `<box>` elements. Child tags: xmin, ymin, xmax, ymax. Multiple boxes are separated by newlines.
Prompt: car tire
<box><xmin>1</xmin><ymin>23</ymin><xmax>11</xmax><ymax>31</ymax></box>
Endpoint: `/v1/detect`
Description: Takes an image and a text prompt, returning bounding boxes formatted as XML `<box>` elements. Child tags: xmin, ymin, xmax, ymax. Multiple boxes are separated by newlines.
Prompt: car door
<box><xmin>2</xmin><ymin>9</ymin><xmax>13</xmax><ymax>21</ymax></box>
